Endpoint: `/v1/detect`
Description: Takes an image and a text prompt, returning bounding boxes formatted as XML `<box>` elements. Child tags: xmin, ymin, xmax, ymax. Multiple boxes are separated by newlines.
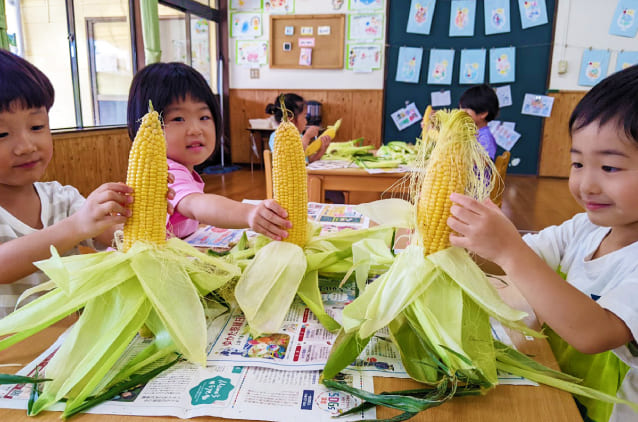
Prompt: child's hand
<box><xmin>304</xmin><ymin>126</ymin><xmax>320</xmax><ymax>139</ymax></box>
<box><xmin>73</xmin><ymin>182</ymin><xmax>133</xmax><ymax>239</ymax></box>
<box><xmin>447</xmin><ymin>192</ymin><xmax>523</xmax><ymax>266</ymax></box>
<box><xmin>248</xmin><ymin>199</ymin><xmax>292</xmax><ymax>241</ymax></box>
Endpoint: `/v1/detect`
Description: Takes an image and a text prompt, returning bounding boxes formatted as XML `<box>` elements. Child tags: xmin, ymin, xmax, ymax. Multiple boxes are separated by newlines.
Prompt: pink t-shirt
<box><xmin>167</xmin><ymin>158</ymin><xmax>204</xmax><ymax>238</ymax></box>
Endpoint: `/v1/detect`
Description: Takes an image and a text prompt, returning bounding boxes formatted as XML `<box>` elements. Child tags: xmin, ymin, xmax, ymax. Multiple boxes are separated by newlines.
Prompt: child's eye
<box><xmin>571</xmin><ymin>162</ymin><xmax>582</xmax><ymax>169</ymax></box>
<box><xmin>201</xmin><ymin>115</ymin><xmax>211</xmax><ymax>121</ymax></box>
<box><xmin>31</xmin><ymin>125</ymin><xmax>45</xmax><ymax>131</ymax></box>
<box><xmin>170</xmin><ymin>116</ymin><xmax>184</xmax><ymax>122</ymax></box>
<box><xmin>0</xmin><ymin>132</ymin><xmax>8</xmax><ymax>138</ymax></box>
<box><xmin>602</xmin><ymin>165</ymin><xmax>620</xmax><ymax>173</ymax></box>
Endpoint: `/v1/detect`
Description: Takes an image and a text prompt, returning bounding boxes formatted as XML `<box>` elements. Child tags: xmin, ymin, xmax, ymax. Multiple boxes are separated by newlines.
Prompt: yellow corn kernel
<box><xmin>122</xmin><ymin>105</ymin><xmax>168</xmax><ymax>252</ymax></box>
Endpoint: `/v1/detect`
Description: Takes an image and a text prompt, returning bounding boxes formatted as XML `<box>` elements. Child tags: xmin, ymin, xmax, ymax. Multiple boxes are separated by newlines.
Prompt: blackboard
<box><xmin>383</xmin><ymin>0</ymin><xmax>556</xmax><ymax>175</ymax></box>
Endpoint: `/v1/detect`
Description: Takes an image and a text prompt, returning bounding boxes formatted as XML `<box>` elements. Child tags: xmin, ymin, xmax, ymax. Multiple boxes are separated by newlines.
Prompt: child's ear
<box><xmin>478</xmin><ymin>111</ymin><xmax>489</xmax><ymax>121</ymax></box>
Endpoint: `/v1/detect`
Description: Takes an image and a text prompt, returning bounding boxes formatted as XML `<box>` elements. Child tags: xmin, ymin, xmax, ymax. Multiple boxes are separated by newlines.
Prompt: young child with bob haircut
<box><xmin>459</xmin><ymin>83</ymin><xmax>499</xmax><ymax>160</ymax></box>
<box><xmin>127</xmin><ymin>62</ymin><xmax>291</xmax><ymax>240</ymax></box>
<box><xmin>448</xmin><ymin>65</ymin><xmax>638</xmax><ymax>422</ymax></box>
<box><xmin>0</xmin><ymin>50</ymin><xmax>134</xmax><ymax>317</ymax></box>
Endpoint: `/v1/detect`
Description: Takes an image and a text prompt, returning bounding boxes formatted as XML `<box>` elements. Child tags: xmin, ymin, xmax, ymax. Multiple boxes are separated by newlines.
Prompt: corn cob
<box><xmin>122</xmin><ymin>102</ymin><xmax>168</xmax><ymax>252</ymax></box>
<box><xmin>273</xmin><ymin>112</ymin><xmax>308</xmax><ymax>247</ymax></box>
<box><xmin>305</xmin><ymin>118</ymin><xmax>342</xmax><ymax>157</ymax></box>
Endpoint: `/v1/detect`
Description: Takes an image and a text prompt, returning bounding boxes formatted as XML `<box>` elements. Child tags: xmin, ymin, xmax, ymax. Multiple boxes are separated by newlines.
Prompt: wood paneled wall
<box><xmin>229</xmin><ymin>89</ymin><xmax>384</xmax><ymax>163</ymax></box>
<box><xmin>539</xmin><ymin>91</ymin><xmax>586</xmax><ymax>178</ymax></box>
<box><xmin>42</xmin><ymin>128</ymin><xmax>131</xmax><ymax>197</ymax></box>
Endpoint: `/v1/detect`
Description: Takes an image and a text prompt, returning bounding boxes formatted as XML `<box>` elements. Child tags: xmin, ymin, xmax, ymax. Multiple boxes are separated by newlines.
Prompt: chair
<box><xmin>490</xmin><ymin>151</ymin><xmax>511</xmax><ymax>208</ymax></box>
<box><xmin>263</xmin><ymin>149</ymin><xmax>273</xmax><ymax>199</ymax></box>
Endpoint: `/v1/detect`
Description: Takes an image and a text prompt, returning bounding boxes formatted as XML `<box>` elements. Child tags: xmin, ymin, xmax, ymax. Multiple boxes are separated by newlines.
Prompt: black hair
<box><xmin>265</xmin><ymin>93</ymin><xmax>305</xmax><ymax>124</ymax></box>
<box><xmin>569</xmin><ymin>64</ymin><xmax>638</xmax><ymax>145</ymax></box>
<box><xmin>127</xmin><ymin>62</ymin><xmax>222</xmax><ymax>143</ymax></box>
<box><xmin>0</xmin><ymin>49</ymin><xmax>54</xmax><ymax>113</ymax></box>
<box><xmin>459</xmin><ymin>84</ymin><xmax>499</xmax><ymax>122</ymax></box>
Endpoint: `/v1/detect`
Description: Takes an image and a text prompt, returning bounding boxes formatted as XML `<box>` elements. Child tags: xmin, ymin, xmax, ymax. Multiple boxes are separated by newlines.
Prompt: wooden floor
<box><xmin>202</xmin><ymin>166</ymin><xmax>583</xmax><ymax>232</ymax></box>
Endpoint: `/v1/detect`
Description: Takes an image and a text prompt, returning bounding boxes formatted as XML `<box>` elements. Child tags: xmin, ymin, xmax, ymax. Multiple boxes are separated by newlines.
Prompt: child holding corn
<box><xmin>0</xmin><ymin>50</ymin><xmax>134</xmax><ymax>317</ymax></box>
<box><xmin>127</xmin><ymin>62</ymin><xmax>291</xmax><ymax>240</ymax></box>
<box><xmin>459</xmin><ymin>84</ymin><xmax>499</xmax><ymax>160</ymax></box>
<box><xmin>265</xmin><ymin>93</ymin><xmax>331</xmax><ymax>163</ymax></box>
<box><xmin>448</xmin><ymin>65</ymin><xmax>638</xmax><ymax>422</ymax></box>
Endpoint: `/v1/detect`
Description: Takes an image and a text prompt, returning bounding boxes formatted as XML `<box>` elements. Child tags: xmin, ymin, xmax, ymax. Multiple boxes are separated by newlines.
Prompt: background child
<box><xmin>459</xmin><ymin>84</ymin><xmax>499</xmax><ymax>160</ymax></box>
<box><xmin>265</xmin><ymin>93</ymin><xmax>331</xmax><ymax>163</ymax></box>
<box><xmin>0</xmin><ymin>50</ymin><xmax>133</xmax><ymax>317</ymax></box>
<box><xmin>448</xmin><ymin>65</ymin><xmax>638</xmax><ymax>422</ymax></box>
<box><xmin>127</xmin><ymin>62</ymin><xmax>290</xmax><ymax>240</ymax></box>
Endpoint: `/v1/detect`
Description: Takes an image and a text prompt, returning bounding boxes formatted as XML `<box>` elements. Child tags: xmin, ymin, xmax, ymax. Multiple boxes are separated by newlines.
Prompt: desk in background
<box><xmin>246</xmin><ymin>127</ymin><xmax>275</xmax><ymax>173</ymax></box>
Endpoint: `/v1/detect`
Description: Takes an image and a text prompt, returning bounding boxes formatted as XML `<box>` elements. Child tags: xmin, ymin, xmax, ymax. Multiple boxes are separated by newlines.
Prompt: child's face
<box><xmin>569</xmin><ymin>121</ymin><xmax>638</xmax><ymax>233</ymax></box>
<box><xmin>0</xmin><ymin>105</ymin><xmax>53</xmax><ymax>188</ymax></box>
<box><xmin>292</xmin><ymin>106</ymin><xmax>308</xmax><ymax>132</ymax></box>
<box><xmin>163</xmin><ymin>95</ymin><xmax>216</xmax><ymax>171</ymax></box>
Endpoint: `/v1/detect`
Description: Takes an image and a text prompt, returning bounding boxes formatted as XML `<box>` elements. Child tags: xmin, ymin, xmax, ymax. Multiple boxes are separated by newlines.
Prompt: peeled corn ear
<box><xmin>305</xmin><ymin>118</ymin><xmax>342</xmax><ymax>157</ymax></box>
<box><xmin>122</xmin><ymin>102</ymin><xmax>168</xmax><ymax>252</ymax></box>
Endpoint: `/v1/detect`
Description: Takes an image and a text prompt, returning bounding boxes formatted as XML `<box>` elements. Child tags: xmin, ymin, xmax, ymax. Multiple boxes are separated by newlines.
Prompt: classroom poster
<box><xmin>349</xmin><ymin>0</ymin><xmax>384</xmax><ymax>11</ymax></box>
<box><xmin>230</xmin><ymin>0</ymin><xmax>262</xmax><ymax>10</ymax></box>
<box><xmin>348</xmin><ymin>14</ymin><xmax>384</xmax><ymax>40</ymax></box>
<box><xmin>406</xmin><ymin>0</ymin><xmax>436</xmax><ymax>35</ymax></box>
<box><xmin>484</xmin><ymin>0</ymin><xmax>511</xmax><ymax>35</ymax></box>
<box><xmin>609</xmin><ymin>0</ymin><xmax>638</xmax><ymax>38</ymax></box>
<box><xmin>449</xmin><ymin>0</ymin><xmax>476</xmax><ymax>37</ymax></box>
<box><xmin>390</xmin><ymin>102</ymin><xmax>422</xmax><ymax>131</ymax></box>
<box><xmin>347</xmin><ymin>44</ymin><xmax>382</xmax><ymax>71</ymax></box>
<box><xmin>495</xmin><ymin>85</ymin><xmax>513</xmax><ymax>107</ymax></box>
<box><xmin>517</xmin><ymin>0</ymin><xmax>548</xmax><ymax>29</ymax></box>
<box><xmin>521</xmin><ymin>93</ymin><xmax>554</xmax><ymax>117</ymax></box>
<box><xmin>489</xmin><ymin>47</ymin><xmax>515</xmax><ymax>84</ymax></box>
<box><xmin>427</xmin><ymin>49</ymin><xmax>455</xmax><ymax>85</ymax></box>
<box><xmin>615</xmin><ymin>50</ymin><xmax>638</xmax><ymax>72</ymax></box>
<box><xmin>395</xmin><ymin>46</ymin><xmax>423</xmax><ymax>83</ymax></box>
<box><xmin>264</xmin><ymin>0</ymin><xmax>294</xmax><ymax>14</ymax></box>
<box><xmin>459</xmin><ymin>49</ymin><xmax>486</xmax><ymax>84</ymax></box>
<box><xmin>236</xmin><ymin>40</ymin><xmax>268</xmax><ymax>65</ymax></box>
<box><xmin>578</xmin><ymin>49</ymin><xmax>610</xmax><ymax>86</ymax></box>
<box><xmin>431</xmin><ymin>90</ymin><xmax>452</xmax><ymax>107</ymax></box>
<box><xmin>489</xmin><ymin>121</ymin><xmax>522</xmax><ymax>151</ymax></box>
<box><xmin>230</xmin><ymin>12</ymin><xmax>262</xmax><ymax>38</ymax></box>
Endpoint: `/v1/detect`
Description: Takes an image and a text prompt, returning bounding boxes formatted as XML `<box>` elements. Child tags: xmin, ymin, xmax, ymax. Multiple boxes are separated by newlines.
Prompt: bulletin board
<box><xmin>384</xmin><ymin>0</ymin><xmax>556</xmax><ymax>175</ymax></box>
<box><xmin>269</xmin><ymin>14</ymin><xmax>345</xmax><ymax>69</ymax></box>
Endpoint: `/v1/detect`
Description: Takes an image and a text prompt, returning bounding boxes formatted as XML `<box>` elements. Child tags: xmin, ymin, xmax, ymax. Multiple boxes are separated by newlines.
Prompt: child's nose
<box><xmin>13</xmin><ymin>133</ymin><xmax>38</xmax><ymax>155</ymax></box>
<box><xmin>186</xmin><ymin>122</ymin><xmax>203</xmax><ymax>135</ymax></box>
<box><xmin>580</xmin><ymin>171</ymin><xmax>601</xmax><ymax>194</ymax></box>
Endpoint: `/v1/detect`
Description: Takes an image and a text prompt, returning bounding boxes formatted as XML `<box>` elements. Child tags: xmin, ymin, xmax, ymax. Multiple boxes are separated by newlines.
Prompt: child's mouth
<box><xmin>187</xmin><ymin>143</ymin><xmax>204</xmax><ymax>151</ymax></box>
<box><xmin>15</xmin><ymin>160</ymin><xmax>40</xmax><ymax>169</ymax></box>
<box><xmin>585</xmin><ymin>202</ymin><xmax>609</xmax><ymax>211</ymax></box>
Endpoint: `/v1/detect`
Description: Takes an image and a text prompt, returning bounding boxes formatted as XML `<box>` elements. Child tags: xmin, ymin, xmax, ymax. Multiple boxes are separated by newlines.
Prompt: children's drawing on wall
<box><xmin>428</xmin><ymin>49</ymin><xmax>455</xmax><ymax>85</ymax></box>
<box><xmin>230</xmin><ymin>0</ymin><xmax>262</xmax><ymax>10</ymax></box>
<box><xmin>348</xmin><ymin>14</ymin><xmax>384</xmax><ymax>40</ymax></box>
<box><xmin>449</xmin><ymin>0</ymin><xmax>476</xmax><ymax>37</ymax></box>
<box><xmin>521</xmin><ymin>93</ymin><xmax>554</xmax><ymax>118</ymax></box>
<box><xmin>236</xmin><ymin>40</ymin><xmax>268</xmax><ymax>66</ymax></box>
<box><xmin>609</xmin><ymin>0</ymin><xmax>638</xmax><ymax>38</ymax></box>
<box><xmin>489</xmin><ymin>47</ymin><xmax>515</xmax><ymax>84</ymax></box>
<box><xmin>264</xmin><ymin>0</ymin><xmax>294</xmax><ymax>14</ymax></box>
<box><xmin>395</xmin><ymin>46</ymin><xmax>423</xmax><ymax>83</ymax></box>
<box><xmin>406</xmin><ymin>0</ymin><xmax>436</xmax><ymax>35</ymax></box>
<box><xmin>348</xmin><ymin>0</ymin><xmax>384</xmax><ymax>11</ymax></box>
<box><xmin>495</xmin><ymin>85</ymin><xmax>513</xmax><ymax>107</ymax></box>
<box><xmin>332</xmin><ymin>0</ymin><xmax>345</xmax><ymax>10</ymax></box>
<box><xmin>299</xmin><ymin>47</ymin><xmax>312</xmax><ymax>66</ymax></box>
<box><xmin>517</xmin><ymin>0</ymin><xmax>548</xmax><ymax>29</ymax></box>
<box><xmin>578</xmin><ymin>49</ymin><xmax>610</xmax><ymax>86</ymax></box>
<box><xmin>488</xmin><ymin>121</ymin><xmax>521</xmax><ymax>151</ymax></box>
<box><xmin>615</xmin><ymin>50</ymin><xmax>638</xmax><ymax>72</ymax></box>
<box><xmin>484</xmin><ymin>0</ymin><xmax>510</xmax><ymax>35</ymax></box>
<box><xmin>459</xmin><ymin>49</ymin><xmax>486</xmax><ymax>84</ymax></box>
<box><xmin>230</xmin><ymin>12</ymin><xmax>262</xmax><ymax>38</ymax></box>
<box><xmin>347</xmin><ymin>44</ymin><xmax>382</xmax><ymax>71</ymax></box>
<box><xmin>431</xmin><ymin>90</ymin><xmax>451</xmax><ymax>107</ymax></box>
<box><xmin>391</xmin><ymin>102</ymin><xmax>422</xmax><ymax>131</ymax></box>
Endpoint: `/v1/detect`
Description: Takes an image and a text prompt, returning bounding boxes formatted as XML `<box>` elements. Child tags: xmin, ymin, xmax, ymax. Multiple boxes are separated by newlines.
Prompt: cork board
<box><xmin>269</xmin><ymin>14</ymin><xmax>345</xmax><ymax>69</ymax></box>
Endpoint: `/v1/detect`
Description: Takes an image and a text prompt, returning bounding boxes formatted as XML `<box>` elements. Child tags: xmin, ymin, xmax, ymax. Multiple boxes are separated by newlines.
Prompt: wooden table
<box><xmin>307</xmin><ymin>167</ymin><xmax>410</xmax><ymax>204</ymax></box>
<box><xmin>0</xmin><ymin>277</ymin><xmax>582</xmax><ymax>422</ymax></box>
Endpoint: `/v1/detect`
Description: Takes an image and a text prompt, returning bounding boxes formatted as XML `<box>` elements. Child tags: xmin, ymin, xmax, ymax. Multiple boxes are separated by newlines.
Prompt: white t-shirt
<box><xmin>0</xmin><ymin>181</ymin><xmax>89</xmax><ymax>317</ymax></box>
<box><xmin>523</xmin><ymin>212</ymin><xmax>638</xmax><ymax>421</ymax></box>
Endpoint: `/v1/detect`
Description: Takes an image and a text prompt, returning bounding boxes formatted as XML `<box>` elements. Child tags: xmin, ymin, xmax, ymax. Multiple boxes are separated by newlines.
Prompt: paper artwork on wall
<box><xmin>230</xmin><ymin>0</ymin><xmax>262</xmax><ymax>10</ymax></box>
<box><xmin>578</xmin><ymin>49</ymin><xmax>610</xmax><ymax>86</ymax></box>
<box><xmin>299</xmin><ymin>47</ymin><xmax>312</xmax><ymax>66</ymax></box>
<box><xmin>489</xmin><ymin>47</ymin><xmax>515</xmax><ymax>84</ymax></box>
<box><xmin>230</xmin><ymin>13</ymin><xmax>263</xmax><ymax>38</ymax></box>
<box><xmin>521</xmin><ymin>93</ymin><xmax>554</xmax><ymax>117</ymax></box>
<box><xmin>615</xmin><ymin>50</ymin><xmax>638</xmax><ymax>72</ymax></box>
<box><xmin>236</xmin><ymin>40</ymin><xmax>268</xmax><ymax>65</ymax></box>
<box><xmin>431</xmin><ymin>90</ymin><xmax>452</xmax><ymax>107</ymax></box>
<box><xmin>517</xmin><ymin>0</ymin><xmax>548</xmax><ymax>29</ymax></box>
<box><xmin>406</xmin><ymin>0</ymin><xmax>436</xmax><ymax>35</ymax></box>
<box><xmin>449</xmin><ymin>0</ymin><xmax>476</xmax><ymax>37</ymax></box>
<box><xmin>484</xmin><ymin>0</ymin><xmax>510</xmax><ymax>35</ymax></box>
<box><xmin>495</xmin><ymin>85</ymin><xmax>512</xmax><ymax>107</ymax></box>
<box><xmin>347</xmin><ymin>44</ymin><xmax>382</xmax><ymax>71</ymax></box>
<box><xmin>349</xmin><ymin>14</ymin><xmax>384</xmax><ymax>40</ymax></box>
<box><xmin>349</xmin><ymin>0</ymin><xmax>384</xmax><ymax>11</ymax></box>
<box><xmin>489</xmin><ymin>121</ymin><xmax>522</xmax><ymax>151</ymax></box>
<box><xmin>264</xmin><ymin>0</ymin><xmax>294</xmax><ymax>14</ymax></box>
<box><xmin>609</xmin><ymin>0</ymin><xmax>638</xmax><ymax>38</ymax></box>
<box><xmin>391</xmin><ymin>102</ymin><xmax>422</xmax><ymax>131</ymax></box>
<box><xmin>459</xmin><ymin>49</ymin><xmax>485</xmax><ymax>84</ymax></box>
<box><xmin>395</xmin><ymin>46</ymin><xmax>423</xmax><ymax>83</ymax></box>
<box><xmin>428</xmin><ymin>49</ymin><xmax>455</xmax><ymax>85</ymax></box>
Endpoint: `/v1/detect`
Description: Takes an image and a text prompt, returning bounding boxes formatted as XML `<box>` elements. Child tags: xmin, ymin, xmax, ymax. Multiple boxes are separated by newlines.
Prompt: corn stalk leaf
<box><xmin>296</xmin><ymin>270</ymin><xmax>340</xmax><ymax>332</ymax></box>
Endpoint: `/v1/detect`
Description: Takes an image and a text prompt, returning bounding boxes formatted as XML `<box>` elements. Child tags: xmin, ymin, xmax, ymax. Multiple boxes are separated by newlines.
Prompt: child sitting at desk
<box><xmin>0</xmin><ymin>50</ymin><xmax>134</xmax><ymax>317</ymax></box>
<box><xmin>127</xmin><ymin>62</ymin><xmax>291</xmax><ymax>240</ymax></box>
<box><xmin>448</xmin><ymin>65</ymin><xmax>638</xmax><ymax>422</ymax></box>
<box><xmin>459</xmin><ymin>84</ymin><xmax>499</xmax><ymax>160</ymax></box>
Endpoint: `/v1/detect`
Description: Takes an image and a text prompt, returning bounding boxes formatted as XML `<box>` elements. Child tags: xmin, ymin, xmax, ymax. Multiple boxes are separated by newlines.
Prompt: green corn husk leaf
<box><xmin>354</xmin><ymin>199</ymin><xmax>413</xmax><ymax>231</ymax></box>
<box><xmin>235</xmin><ymin>241</ymin><xmax>307</xmax><ymax>336</ymax></box>
<box><xmin>0</xmin><ymin>374</ymin><xmax>51</xmax><ymax>384</ymax></box>
<box><xmin>352</xmin><ymin>238</ymin><xmax>395</xmax><ymax>292</ymax></box>
<box><xmin>321</xmin><ymin>329</ymin><xmax>373</xmax><ymax>381</ymax></box>
<box><xmin>296</xmin><ymin>270</ymin><xmax>341</xmax><ymax>332</ymax></box>
<box><xmin>388</xmin><ymin>315</ymin><xmax>442</xmax><ymax>384</ymax></box>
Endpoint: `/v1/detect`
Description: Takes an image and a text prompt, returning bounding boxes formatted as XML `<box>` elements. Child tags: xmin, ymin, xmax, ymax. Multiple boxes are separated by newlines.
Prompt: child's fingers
<box><xmin>103</xmin><ymin>200</ymin><xmax>131</xmax><ymax>217</ymax></box>
<box><xmin>253</xmin><ymin>220</ymin><xmax>288</xmax><ymax>241</ymax></box>
<box><xmin>98</xmin><ymin>182</ymin><xmax>133</xmax><ymax>194</ymax></box>
<box><xmin>262</xmin><ymin>199</ymin><xmax>289</xmax><ymax>220</ymax></box>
